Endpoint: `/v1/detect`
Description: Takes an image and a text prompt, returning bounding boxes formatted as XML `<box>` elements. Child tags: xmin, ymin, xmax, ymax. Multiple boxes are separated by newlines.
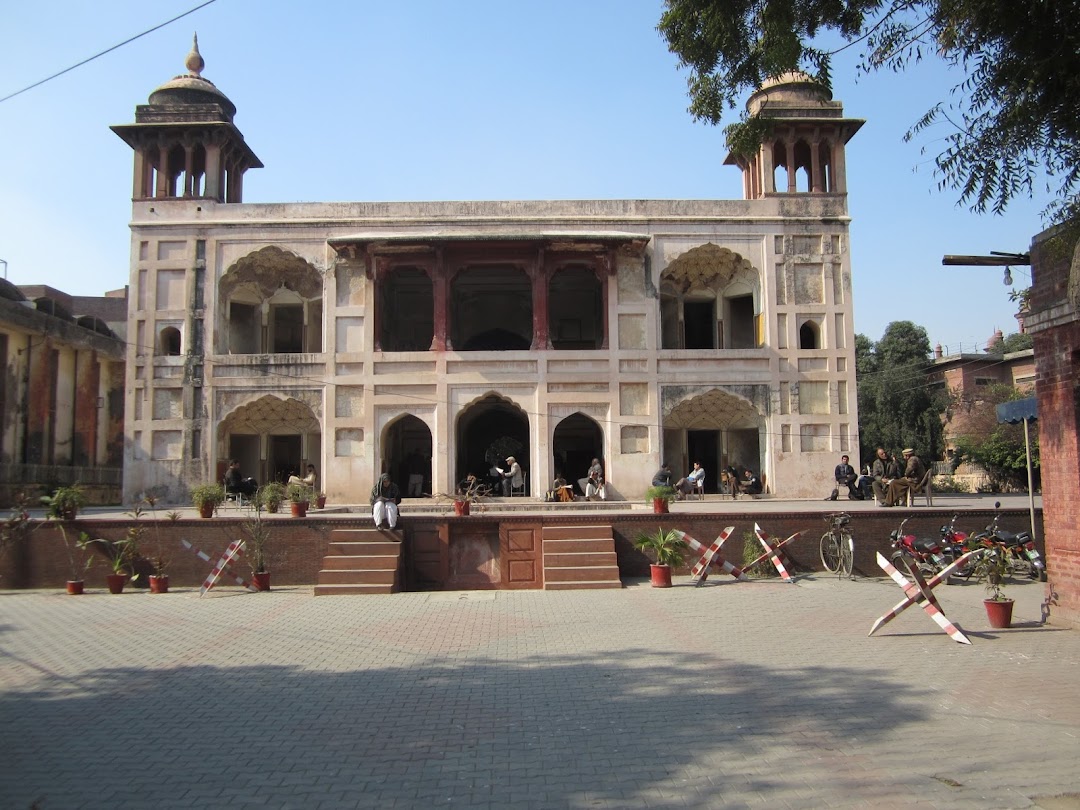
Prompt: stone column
<box><xmin>761</xmin><ymin>142</ymin><xmax>774</xmax><ymax>194</ymax></box>
<box><xmin>156</xmin><ymin>142</ymin><xmax>170</xmax><ymax>198</ymax></box>
<box><xmin>811</xmin><ymin>138</ymin><xmax>823</xmax><ymax>192</ymax></box>
<box><xmin>430</xmin><ymin>249</ymin><xmax>448</xmax><ymax>351</ymax></box>
<box><xmin>785</xmin><ymin>138</ymin><xmax>797</xmax><ymax>193</ymax></box>
<box><xmin>530</xmin><ymin>249</ymin><xmax>549</xmax><ymax>350</ymax></box>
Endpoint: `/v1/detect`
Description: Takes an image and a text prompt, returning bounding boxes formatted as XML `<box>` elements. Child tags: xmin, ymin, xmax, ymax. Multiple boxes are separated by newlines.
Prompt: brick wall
<box><xmin>0</xmin><ymin>509</ymin><xmax>1042</xmax><ymax>593</ymax></box>
<box><xmin>1028</xmin><ymin>232</ymin><xmax>1080</xmax><ymax>629</ymax></box>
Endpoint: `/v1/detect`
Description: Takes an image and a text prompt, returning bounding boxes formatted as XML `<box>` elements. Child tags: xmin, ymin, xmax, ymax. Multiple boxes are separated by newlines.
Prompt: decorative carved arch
<box><xmin>660</xmin><ymin>243</ymin><xmax>758</xmax><ymax>296</ymax></box>
<box><xmin>663</xmin><ymin>387</ymin><xmax>765</xmax><ymax>430</ymax></box>
<box><xmin>221</xmin><ymin>246</ymin><xmax>322</xmax><ymax>300</ymax></box>
<box><xmin>217</xmin><ymin>393</ymin><xmax>321</xmax><ymax>434</ymax></box>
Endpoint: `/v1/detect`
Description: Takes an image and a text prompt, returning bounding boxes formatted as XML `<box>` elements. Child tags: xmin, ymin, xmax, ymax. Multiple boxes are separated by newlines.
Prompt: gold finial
<box><xmin>185</xmin><ymin>33</ymin><xmax>204</xmax><ymax>76</ymax></box>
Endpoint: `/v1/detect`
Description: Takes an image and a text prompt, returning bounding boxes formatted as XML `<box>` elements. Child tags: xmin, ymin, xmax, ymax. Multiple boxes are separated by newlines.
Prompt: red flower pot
<box><xmin>453</xmin><ymin>500</ymin><xmax>470</xmax><ymax>516</ymax></box>
<box><xmin>199</xmin><ymin>502</ymin><xmax>215</xmax><ymax>519</ymax></box>
<box><xmin>66</xmin><ymin>580</ymin><xmax>84</xmax><ymax>595</ymax></box>
<box><xmin>149</xmin><ymin>575</ymin><xmax>169</xmax><ymax>594</ymax></box>
<box><xmin>315</xmin><ymin>496</ymin><xmax>327</xmax><ymax>509</ymax></box>
<box><xmin>984</xmin><ymin>598</ymin><xmax>1014</xmax><ymax>629</ymax></box>
<box><xmin>290</xmin><ymin>501</ymin><xmax>308</xmax><ymax>518</ymax></box>
<box><xmin>652</xmin><ymin>497</ymin><xmax>670</xmax><ymax>515</ymax></box>
<box><xmin>252</xmin><ymin>572</ymin><xmax>271</xmax><ymax>591</ymax></box>
<box><xmin>106</xmin><ymin>573</ymin><xmax>127</xmax><ymax>594</ymax></box>
<box><xmin>650</xmin><ymin>564</ymin><xmax>673</xmax><ymax>588</ymax></box>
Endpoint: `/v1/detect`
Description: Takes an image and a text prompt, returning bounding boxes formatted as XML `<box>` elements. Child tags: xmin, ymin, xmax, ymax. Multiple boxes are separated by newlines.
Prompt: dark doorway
<box><xmin>450</xmin><ymin>266</ymin><xmax>532</xmax><ymax>351</ymax></box>
<box><xmin>552</xmin><ymin>413</ymin><xmax>603</xmax><ymax>495</ymax></box>
<box><xmin>727</xmin><ymin>294</ymin><xmax>756</xmax><ymax>349</ymax></box>
<box><xmin>384</xmin><ymin>415</ymin><xmax>433</xmax><ymax>497</ymax></box>
<box><xmin>228</xmin><ymin>434</ymin><xmax>260</xmax><ymax>487</ymax></box>
<box><xmin>549</xmin><ymin>266</ymin><xmax>603</xmax><ymax>350</ymax></box>
<box><xmin>381</xmin><ymin>267</ymin><xmax>434</xmax><ymax>351</ymax></box>
<box><xmin>687</xmin><ymin>429</ymin><xmax>719</xmax><ymax>494</ymax></box>
<box><xmin>684</xmin><ymin>299</ymin><xmax>715</xmax><ymax>349</ymax></box>
<box><xmin>268</xmin><ymin>435</ymin><xmax>302</xmax><ymax>484</ymax></box>
<box><xmin>457</xmin><ymin>395</ymin><xmax>530</xmax><ymax>494</ymax></box>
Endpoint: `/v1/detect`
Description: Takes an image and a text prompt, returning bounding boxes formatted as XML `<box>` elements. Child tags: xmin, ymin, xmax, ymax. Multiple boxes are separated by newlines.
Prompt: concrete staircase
<box><xmin>542</xmin><ymin>525</ymin><xmax>622</xmax><ymax>590</ymax></box>
<box><xmin>314</xmin><ymin>528</ymin><xmax>402</xmax><ymax>596</ymax></box>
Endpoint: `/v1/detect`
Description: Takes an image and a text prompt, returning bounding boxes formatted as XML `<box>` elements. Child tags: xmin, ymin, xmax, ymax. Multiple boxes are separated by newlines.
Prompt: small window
<box><xmin>159</xmin><ymin>326</ymin><xmax>182</xmax><ymax>356</ymax></box>
<box><xmin>799</xmin><ymin>321</ymin><xmax>820</xmax><ymax>350</ymax></box>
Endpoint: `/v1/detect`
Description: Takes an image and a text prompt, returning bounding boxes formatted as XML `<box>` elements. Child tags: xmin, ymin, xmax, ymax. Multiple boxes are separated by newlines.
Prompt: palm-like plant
<box><xmin>633</xmin><ymin>527</ymin><xmax>687</xmax><ymax>568</ymax></box>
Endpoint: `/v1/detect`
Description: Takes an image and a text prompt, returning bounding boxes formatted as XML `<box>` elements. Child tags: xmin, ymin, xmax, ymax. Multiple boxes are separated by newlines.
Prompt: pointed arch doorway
<box><xmin>383</xmin><ymin>415</ymin><xmax>433</xmax><ymax>497</ymax></box>
<box><xmin>552</xmin><ymin>412</ymin><xmax>603</xmax><ymax>496</ymax></box>
<box><xmin>457</xmin><ymin>394</ymin><xmax>530</xmax><ymax>494</ymax></box>
<box><xmin>217</xmin><ymin>395</ymin><xmax>321</xmax><ymax>486</ymax></box>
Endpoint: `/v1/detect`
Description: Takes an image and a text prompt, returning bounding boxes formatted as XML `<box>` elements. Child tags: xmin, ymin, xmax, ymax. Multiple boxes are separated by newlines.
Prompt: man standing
<box><xmin>884</xmin><ymin>449</ymin><xmax>927</xmax><ymax>507</ymax></box>
<box><xmin>828</xmin><ymin>454</ymin><xmax>859</xmax><ymax>500</ymax></box>
<box><xmin>370</xmin><ymin>473</ymin><xmax>401</xmax><ymax>529</ymax></box>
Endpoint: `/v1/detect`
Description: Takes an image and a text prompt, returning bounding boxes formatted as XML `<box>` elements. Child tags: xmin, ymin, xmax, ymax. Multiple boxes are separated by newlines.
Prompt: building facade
<box><xmin>114</xmin><ymin>44</ymin><xmax>864</xmax><ymax>504</ymax></box>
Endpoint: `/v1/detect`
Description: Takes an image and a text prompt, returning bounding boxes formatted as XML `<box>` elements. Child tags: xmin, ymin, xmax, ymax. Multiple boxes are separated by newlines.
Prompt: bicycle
<box><xmin>820</xmin><ymin>512</ymin><xmax>854</xmax><ymax>578</ymax></box>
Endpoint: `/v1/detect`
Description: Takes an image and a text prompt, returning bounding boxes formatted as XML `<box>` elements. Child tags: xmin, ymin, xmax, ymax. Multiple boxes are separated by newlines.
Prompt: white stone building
<box><xmin>113</xmin><ymin>43</ymin><xmax>863</xmax><ymax>504</ymax></box>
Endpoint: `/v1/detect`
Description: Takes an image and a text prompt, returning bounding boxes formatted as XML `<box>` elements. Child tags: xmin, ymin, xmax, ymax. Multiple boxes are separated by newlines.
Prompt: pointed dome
<box><xmin>147</xmin><ymin>34</ymin><xmax>236</xmax><ymax>121</ymax></box>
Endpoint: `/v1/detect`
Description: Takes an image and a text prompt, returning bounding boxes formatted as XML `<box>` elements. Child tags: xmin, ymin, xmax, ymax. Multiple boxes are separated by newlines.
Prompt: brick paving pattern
<box><xmin>0</xmin><ymin>570</ymin><xmax>1077</xmax><ymax>809</ymax></box>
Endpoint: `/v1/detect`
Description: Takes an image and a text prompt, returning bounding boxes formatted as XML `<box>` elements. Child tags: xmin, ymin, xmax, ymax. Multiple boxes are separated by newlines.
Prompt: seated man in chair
<box><xmin>674</xmin><ymin>461</ymin><xmax>705</xmax><ymax>500</ymax></box>
<box><xmin>224</xmin><ymin>460</ymin><xmax>257</xmax><ymax>498</ymax></box>
<box><xmin>500</xmin><ymin>456</ymin><xmax>524</xmax><ymax>496</ymax></box>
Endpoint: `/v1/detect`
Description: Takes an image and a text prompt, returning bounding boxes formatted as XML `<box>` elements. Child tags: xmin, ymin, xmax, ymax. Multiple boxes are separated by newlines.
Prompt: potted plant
<box><xmin>140</xmin><ymin>495</ymin><xmax>171</xmax><ymax>593</ymax></box>
<box><xmin>191</xmin><ymin>483</ymin><xmax>225</xmax><ymax>518</ymax></box>
<box><xmin>442</xmin><ymin>477</ymin><xmax>488</xmax><ymax>516</ymax></box>
<box><xmin>646</xmin><ymin>485</ymin><xmax>677</xmax><ymax>515</ymax></box>
<box><xmin>41</xmin><ymin>484</ymin><xmax>87</xmax><ymax>521</ymax></box>
<box><xmin>973</xmin><ymin>542</ymin><xmax>1014</xmax><ymax>628</ymax></box>
<box><xmin>244</xmin><ymin>501</ymin><xmax>273</xmax><ymax>591</ymax></box>
<box><xmin>314</xmin><ymin>492</ymin><xmax>327</xmax><ymax>509</ymax></box>
<box><xmin>53</xmin><ymin>523</ymin><xmax>95</xmax><ymax>594</ymax></box>
<box><xmin>287</xmin><ymin>482</ymin><xmax>310</xmax><ymax>517</ymax></box>
<box><xmin>633</xmin><ymin>526</ymin><xmax>688</xmax><ymax>587</ymax></box>
<box><xmin>257</xmin><ymin>482</ymin><xmax>287</xmax><ymax>514</ymax></box>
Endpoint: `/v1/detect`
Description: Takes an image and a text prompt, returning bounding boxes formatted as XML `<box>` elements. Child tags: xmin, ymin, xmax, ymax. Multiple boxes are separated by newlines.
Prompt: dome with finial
<box><xmin>746</xmin><ymin>71</ymin><xmax>833</xmax><ymax>115</ymax></box>
<box><xmin>147</xmin><ymin>34</ymin><xmax>237</xmax><ymax>120</ymax></box>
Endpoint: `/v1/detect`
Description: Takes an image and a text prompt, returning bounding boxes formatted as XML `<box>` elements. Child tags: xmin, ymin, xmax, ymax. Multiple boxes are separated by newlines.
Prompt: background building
<box><xmin>114</xmin><ymin>44</ymin><xmax>864</xmax><ymax>504</ymax></box>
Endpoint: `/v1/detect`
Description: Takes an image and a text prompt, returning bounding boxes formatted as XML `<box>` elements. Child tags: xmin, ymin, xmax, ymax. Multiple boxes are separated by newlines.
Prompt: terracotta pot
<box><xmin>453</xmin><ymin>500</ymin><xmax>470</xmax><ymax>516</ymax></box>
<box><xmin>61</xmin><ymin>507</ymin><xmax>78</xmax><ymax>521</ymax></box>
<box><xmin>984</xmin><ymin>598</ymin><xmax>1014</xmax><ymax>629</ymax></box>
<box><xmin>652</xmin><ymin>497</ymin><xmax>670</xmax><ymax>515</ymax></box>
<box><xmin>66</xmin><ymin>580</ymin><xmax>84</xmax><ymax>595</ymax></box>
<box><xmin>290</xmin><ymin>501</ymin><xmax>308</xmax><ymax>518</ymax></box>
<box><xmin>650</xmin><ymin>564</ymin><xmax>673</xmax><ymax>588</ymax></box>
<box><xmin>315</xmin><ymin>496</ymin><xmax>326</xmax><ymax>509</ymax></box>
<box><xmin>252</xmin><ymin>572</ymin><xmax>271</xmax><ymax>591</ymax></box>
<box><xmin>198</xmin><ymin>502</ymin><xmax>215</xmax><ymax>519</ymax></box>
<box><xmin>267</xmin><ymin>502</ymin><xmax>280</xmax><ymax>514</ymax></box>
<box><xmin>106</xmin><ymin>573</ymin><xmax>127</xmax><ymax>594</ymax></box>
<box><xmin>149</xmin><ymin>575</ymin><xmax>169</xmax><ymax>594</ymax></box>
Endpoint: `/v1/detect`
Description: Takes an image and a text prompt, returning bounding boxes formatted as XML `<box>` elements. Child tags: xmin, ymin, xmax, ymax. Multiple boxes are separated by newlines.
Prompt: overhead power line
<box><xmin>0</xmin><ymin>0</ymin><xmax>219</xmax><ymax>105</ymax></box>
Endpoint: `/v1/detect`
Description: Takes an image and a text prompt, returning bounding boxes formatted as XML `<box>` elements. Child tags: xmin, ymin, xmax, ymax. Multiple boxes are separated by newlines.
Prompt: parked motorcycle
<box><xmin>939</xmin><ymin>514</ymin><xmax>976</xmax><ymax>579</ymax></box>
<box><xmin>967</xmin><ymin>503</ymin><xmax>1046</xmax><ymax>581</ymax></box>
<box><xmin>889</xmin><ymin>516</ymin><xmax>959</xmax><ymax>583</ymax></box>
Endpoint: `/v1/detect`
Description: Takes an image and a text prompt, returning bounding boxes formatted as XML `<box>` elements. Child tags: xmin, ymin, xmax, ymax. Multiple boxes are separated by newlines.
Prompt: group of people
<box><xmin>651</xmin><ymin>461</ymin><xmax>762</xmax><ymax>498</ymax></box>
<box><xmin>224</xmin><ymin>460</ymin><xmax>319</xmax><ymax>500</ymax></box>
<box><xmin>827</xmin><ymin>448</ymin><xmax>926</xmax><ymax>506</ymax></box>
<box><xmin>545</xmin><ymin>457</ymin><xmax>606</xmax><ymax>503</ymax></box>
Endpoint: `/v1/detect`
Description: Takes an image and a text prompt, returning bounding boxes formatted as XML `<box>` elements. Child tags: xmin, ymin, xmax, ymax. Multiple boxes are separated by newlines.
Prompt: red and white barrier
<box><xmin>749</xmin><ymin>523</ymin><xmax>803</xmax><ymax>582</ymax></box>
<box><xmin>181</xmin><ymin>538</ymin><xmax>257</xmax><ymax>595</ymax></box>
<box><xmin>673</xmin><ymin>527</ymin><xmax>746</xmax><ymax>585</ymax></box>
<box><xmin>868</xmin><ymin>550</ymin><xmax>978</xmax><ymax>644</ymax></box>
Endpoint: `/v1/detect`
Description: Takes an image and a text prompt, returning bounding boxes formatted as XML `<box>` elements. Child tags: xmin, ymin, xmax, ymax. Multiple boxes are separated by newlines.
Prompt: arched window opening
<box><xmin>549</xmin><ymin>265</ymin><xmax>602</xmax><ymax>350</ymax></box>
<box><xmin>159</xmin><ymin>326</ymin><xmax>182</xmax><ymax>356</ymax></box>
<box><xmin>723</xmin><ymin>294</ymin><xmax>756</xmax><ymax>349</ymax></box>
<box><xmin>456</xmin><ymin>394</ymin><xmax>530</xmax><ymax>493</ymax></box>
<box><xmin>818</xmin><ymin>141</ymin><xmax>834</xmax><ymax>192</ymax></box>
<box><xmin>793</xmin><ymin>140</ymin><xmax>812</xmax><ymax>192</ymax></box>
<box><xmin>384</xmin><ymin>414</ymin><xmax>433</xmax><ymax>497</ymax></box>
<box><xmin>451</xmin><ymin>266</ymin><xmax>532</xmax><ymax>351</ymax></box>
<box><xmin>381</xmin><ymin>267</ymin><xmax>434</xmax><ymax>351</ymax></box>
<box><xmin>799</xmin><ymin>320</ymin><xmax>820</xmax><ymax>349</ymax></box>
<box><xmin>552</xmin><ymin>413</ymin><xmax>603</xmax><ymax>497</ymax></box>
<box><xmin>166</xmin><ymin>144</ymin><xmax>185</xmax><ymax>197</ymax></box>
<box><xmin>683</xmin><ymin>297</ymin><xmax>716</xmax><ymax>349</ymax></box>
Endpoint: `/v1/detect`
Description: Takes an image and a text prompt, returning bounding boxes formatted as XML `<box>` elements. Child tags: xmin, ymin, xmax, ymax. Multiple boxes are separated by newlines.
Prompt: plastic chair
<box><xmin>510</xmin><ymin>470</ymin><xmax>528</xmax><ymax>497</ymax></box>
<box><xmin>223</xmin><ymin>479</ymin><xmax>247</xmax><ymax>509</ymax></box>
<box><xmin>693</xmin><ymin>476</ymin><xmax>706</xmax><ymax>500</ymax></box>
<box><xmin>906</xmin><ymin>470</ymin><xmax>933</xmax><ymax>507</ymax></box>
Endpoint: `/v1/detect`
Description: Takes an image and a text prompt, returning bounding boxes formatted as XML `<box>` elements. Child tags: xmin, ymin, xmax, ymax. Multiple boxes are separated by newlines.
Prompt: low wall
<box><xmin>0</xmin><ymin>507</ymin><xmax>1043</xmax><ymax>592</ymax></box>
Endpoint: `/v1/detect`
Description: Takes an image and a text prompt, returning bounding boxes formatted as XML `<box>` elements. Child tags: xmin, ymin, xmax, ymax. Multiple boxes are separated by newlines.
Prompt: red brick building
<box><xmin>1026</xmin><ymin>229</ymin><xmax>1080</xmax><ymax>628</ymax></box>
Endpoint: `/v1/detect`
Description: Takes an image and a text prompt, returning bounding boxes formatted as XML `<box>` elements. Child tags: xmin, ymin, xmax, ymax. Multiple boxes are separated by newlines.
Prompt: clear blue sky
<box><xmin>0</xmin><ymin>0</ymin><xmax>1051</xmax><ymax>354</ymax></box>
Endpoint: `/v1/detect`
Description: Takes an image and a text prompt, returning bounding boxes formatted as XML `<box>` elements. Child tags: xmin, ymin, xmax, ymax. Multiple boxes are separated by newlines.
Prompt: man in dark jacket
<box><xmin>370</xmin><ymin>473</ymin><xmax>401</xmax><ymax>529</ymax></box>
<box><xmin>828</xmin><ymin>454</ymin><xmax>859</xmax><ymax>500</ymax></box>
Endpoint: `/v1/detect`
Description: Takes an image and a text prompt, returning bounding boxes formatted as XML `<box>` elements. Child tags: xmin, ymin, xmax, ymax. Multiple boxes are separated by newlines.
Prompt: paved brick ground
<box><xmin>0</xmin><ymin>565</ymin><xmax>1077</xmax><ymax>809</ymax></box>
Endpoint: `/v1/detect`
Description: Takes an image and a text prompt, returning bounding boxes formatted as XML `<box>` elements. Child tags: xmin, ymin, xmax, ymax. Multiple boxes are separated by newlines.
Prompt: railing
<box><xmin>0</xmin><ymin>463</ymin><xmax>121</xmax><ymax>487</ymax></box>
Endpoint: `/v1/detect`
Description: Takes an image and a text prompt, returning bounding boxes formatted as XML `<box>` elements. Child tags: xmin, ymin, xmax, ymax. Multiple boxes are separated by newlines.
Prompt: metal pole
<box><xmin>1024</xmin><ymin>417</ymin><xmax>1037</xmax><ymax>541</ymax></box>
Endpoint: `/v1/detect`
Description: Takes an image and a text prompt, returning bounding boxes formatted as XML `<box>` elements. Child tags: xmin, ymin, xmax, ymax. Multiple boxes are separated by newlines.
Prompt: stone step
<box><xmin>329</xmin><ymin>528</ymin><xmax>401</xmax><ymax>542</ymax></box>
<box><xmin>320</xmin><ymin>554</ymin><xmax>399</xmax><ymax>570</ymax></box>
<box><xmin>317</xmin><ymin>568</ymin><xmax>398</xmax><ymax>585</ymax></box>
<box><xmin>542</xmin><ymin>538</ymin><xmax>614</xmax><ymax>554</ymax></box>
<box><xmin>544</xmin><ymin>566</ymin><xmax>622</xmax><ymax>583</ymax></box>
<box><xmin>326</xmin><ymin>541</ymin><xmax>400</xmax><ymax>556</ymax></box>
<box><xmin>543</xmin><ymin>551</ymin><xmax>618</xmax><ymax>568</ymax></box>
<box><xmin>545</xmin><ymin>580</ymin><xmax>623</xmax><ymax>590</ymax></box>
<box><xmin>542</xmin><ymin>525</ymin><xmax>614</xmax><ymax>541</ymax></box>
<box><xmin>314</xmin><ymin>583</ymin><xmax>398</xmax><ymax>596</ymax></box>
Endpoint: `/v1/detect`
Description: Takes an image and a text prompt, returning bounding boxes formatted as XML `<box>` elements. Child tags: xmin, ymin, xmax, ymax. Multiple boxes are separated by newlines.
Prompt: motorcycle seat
<box><xmin>911</xmin><ymin>537</ymin><xmax>940</xmax><ymax>553</ymax></box>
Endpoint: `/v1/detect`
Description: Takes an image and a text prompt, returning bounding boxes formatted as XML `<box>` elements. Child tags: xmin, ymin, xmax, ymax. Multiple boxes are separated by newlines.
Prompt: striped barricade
<box><xmin>750</xmin><ymin>523</ymin><xmax>803</xmax><ymax>583</ymax></box>
<box><xmin>673</xmin><ymin>527</ymin><xmax>745</xmax><ymax>585</ymax></box>
<box><xmin>181</xmin><ymin>538</ymin><xmax>257</xmax><ymax>595</ymax></box>
<box><xmin>869</xmin><ymin>549</ymin><xmax>978</xmax><ymax>644</ymax></box>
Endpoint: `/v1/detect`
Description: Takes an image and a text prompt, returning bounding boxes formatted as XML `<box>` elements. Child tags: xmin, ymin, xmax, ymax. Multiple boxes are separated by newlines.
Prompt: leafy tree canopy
<box><xmin>986</xmin><ymin>331</ymin><xmax>1033</xmax><ymax>355</ymax></box>
<box><xmin>658</xmin><ymin>0</ymin><xmax>1080</xmax><ymax>224</ymax></box>
<box><xmin>855</xmin><ymin>320</ymin><xmax>945</xmax><ymax>464</ymax></box>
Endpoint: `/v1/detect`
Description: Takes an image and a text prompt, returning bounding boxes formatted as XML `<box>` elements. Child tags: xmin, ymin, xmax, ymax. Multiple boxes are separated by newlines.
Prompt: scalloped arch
<box><xmin>660</xmin><ymin>243</ymin><xmax>757</xmax><ymax>295</ymax></box>
<box><xmin>221</xmin><ymin>246</ymin><xmax>322</xmax><ymax>300</ymax></box>
<box><xmin>219</xmin><ymin>393</ymin><xmax>320</xmax><ymax>434</ymax></box>
<box><xmin>664</xmin><ymin>388</ymin><xmax>762</xmax><ymax>430</ymax></box>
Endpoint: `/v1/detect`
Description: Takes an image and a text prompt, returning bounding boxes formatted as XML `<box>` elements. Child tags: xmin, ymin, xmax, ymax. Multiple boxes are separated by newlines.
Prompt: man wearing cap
<box><xmin>883</xmin><ymin>448</ymin><xmax>926</xmax><ymax>507</ymax></box>
<box><xmin>501</xmin><ymin>456</ymin><xmax>523</xmax><ymax>496</ymax></box>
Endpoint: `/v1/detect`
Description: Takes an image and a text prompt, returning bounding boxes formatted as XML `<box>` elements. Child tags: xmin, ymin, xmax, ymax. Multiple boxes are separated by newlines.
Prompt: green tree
<box><xmin>985</xmin><ymin>331</ymin><xmax>1033</xmax><ymax>356</ymax></box>
<box><xmin>855</xmin><ymin>321</ymin><xmax>945</xmax><ymax>463</ymax></box>
<box><xmin>950</xmin><ymin>384</ymin><xmax>1039</xmax><ymax>491</ymax></box>
<box><xmin>658</xmin><ymin>0</ymin><xmax>1080</xmax><ymax>223</ymax></box>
